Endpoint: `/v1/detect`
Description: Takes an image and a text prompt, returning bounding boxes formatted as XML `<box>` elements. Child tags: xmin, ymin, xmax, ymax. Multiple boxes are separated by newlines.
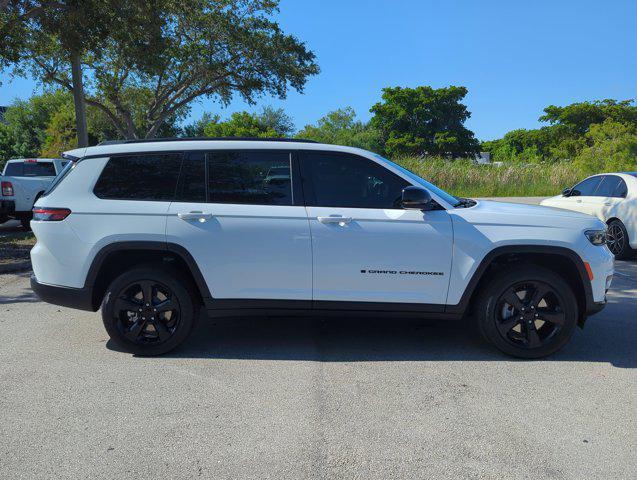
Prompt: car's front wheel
<box><xmin>476</xmin><ymin>265</ymin><xmax>578</xmax><ymax>358</ymax></box>
<box><xmin>101</xmin><ymin>266</ymin><xmax>198</xmax><ymax>355</ymax></box>
<box><xmin>606</xmin><ymin>219</ymin><xmax>633</xmax><ymax>259</ymax></box>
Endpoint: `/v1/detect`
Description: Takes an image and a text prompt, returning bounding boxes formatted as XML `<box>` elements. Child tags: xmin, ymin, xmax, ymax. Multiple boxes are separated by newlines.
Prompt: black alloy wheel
<box><xmin>114</xmin><ymin>280</ymin><xmax>181</xmax><ymax>345</ymax></box>
<box><xmin>101</xmin><ymin>266</ymin><xmax>197</xmax><ymax>355</ymax></box>
<box><xmin>495</xmin><ymin>281</ymin><xmax>565</xmax><ymax>349</ymax></box>
<box><xmin>476</xmin><ymin>265</ymin><xmax>578</xmax><ymax>358</ymax></box>
<box><xmin>606</xmin><ymin>220</ymin><xmax>632</xmax><ymax>259</ymax></box>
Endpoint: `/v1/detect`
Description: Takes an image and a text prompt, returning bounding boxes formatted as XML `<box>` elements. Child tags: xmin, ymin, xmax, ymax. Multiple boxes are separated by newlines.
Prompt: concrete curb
<box><xmin>0</xmin><ymin>260</ymin><xmax>32</xmax><ymax>274</ymax></box>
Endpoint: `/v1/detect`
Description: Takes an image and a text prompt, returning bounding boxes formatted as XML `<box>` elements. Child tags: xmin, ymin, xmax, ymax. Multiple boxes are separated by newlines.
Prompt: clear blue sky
<box><xmin>1</xmin><ymin>0</ymin><xmax>635</xmax><ymax>140</ymax></box>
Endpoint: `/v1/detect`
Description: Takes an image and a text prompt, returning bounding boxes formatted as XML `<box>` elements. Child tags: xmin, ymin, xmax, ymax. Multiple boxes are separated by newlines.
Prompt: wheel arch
<box><xmin>85</xmin><ymin>241</ymin><xmax>212</xmax><ymax>311</ymax></box>
<box><xmin>447</xmin><ymin>245</ymin><xmax>594</xmax><ymax>327</ymax></box>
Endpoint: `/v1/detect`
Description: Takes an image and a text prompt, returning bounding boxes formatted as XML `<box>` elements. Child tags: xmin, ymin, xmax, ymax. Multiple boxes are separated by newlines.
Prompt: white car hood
<box><xmin>452</xmin><ymin>200</ymin><xmax>604</xmax><ymax>229</ymax></box>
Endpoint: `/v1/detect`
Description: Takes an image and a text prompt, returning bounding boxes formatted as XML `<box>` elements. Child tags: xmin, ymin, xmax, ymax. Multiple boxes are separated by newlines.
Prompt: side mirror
<box><xmin>562</xmin><ymin>188</ymin><xmax>572</xmax><ymax>197</ymax></box>
<box><xmin>402</xmin><ymin>186</ymin><xmax>432</xmax><ymax>210</ymax></box>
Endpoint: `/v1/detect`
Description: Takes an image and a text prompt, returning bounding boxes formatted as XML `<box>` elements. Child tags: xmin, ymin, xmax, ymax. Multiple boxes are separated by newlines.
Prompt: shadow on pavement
<box><xmin>105</xmin><ymin>307</ymin><xmax>636</xmax><ymax>368</ymax></box>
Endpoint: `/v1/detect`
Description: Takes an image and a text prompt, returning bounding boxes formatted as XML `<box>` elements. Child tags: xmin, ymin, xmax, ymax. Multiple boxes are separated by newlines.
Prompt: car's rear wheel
<box><xmin>606</xmin><ymin>219</ymin><xmax>633</xmax><ymax>259</ymax></box>
<box><xmin>101</xmin><ymin>266</ymin><xmax>198</xmax><ymax>355</ymax></box>
<box><xmin>476</xmin><ymin>265</ymin><xmax>578</xmax><ymax>358</ymax></box>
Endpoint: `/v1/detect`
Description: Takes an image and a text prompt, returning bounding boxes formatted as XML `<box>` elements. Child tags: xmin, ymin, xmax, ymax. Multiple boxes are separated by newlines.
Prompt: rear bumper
<box><xmin>30</xmin><ymin>275</ymin><xmax>95</xmax><ymax>311</ymax></box>
<box><xmin>1</xmin><ymin>200</ymin><xmax>15</xmax><ymax>217</ymax></box>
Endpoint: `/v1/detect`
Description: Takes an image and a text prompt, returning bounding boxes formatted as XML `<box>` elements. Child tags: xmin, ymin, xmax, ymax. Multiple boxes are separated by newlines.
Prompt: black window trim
<box><xmin>298</xmin><ymin>150</ymin><xmax>413</xmax><ymax>210</ymax></box>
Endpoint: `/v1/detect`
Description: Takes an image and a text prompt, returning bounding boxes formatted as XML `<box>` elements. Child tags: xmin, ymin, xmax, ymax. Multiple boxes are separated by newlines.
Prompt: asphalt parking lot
<box><xmin>0</xmin><ymin>260</ymin><xmax>636</xmax><ymax>480</ymax></box>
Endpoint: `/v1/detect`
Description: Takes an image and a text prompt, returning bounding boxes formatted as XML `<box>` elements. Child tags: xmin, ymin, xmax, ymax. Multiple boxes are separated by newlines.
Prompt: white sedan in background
<box><xmin>541</xmin><ymin>172</ymin><xmax>637</xmax><ymax>258</ymax></box>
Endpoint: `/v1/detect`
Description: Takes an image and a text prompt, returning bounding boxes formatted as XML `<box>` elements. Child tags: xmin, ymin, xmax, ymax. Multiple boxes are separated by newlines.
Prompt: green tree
<box><xmin>296</xmin><ymin>107</ymin><xmax>382</xmax><ymax>152</ymax></box>
<box><xmin>0</xmin><ymin>89</ymin><xmax>70</xmax><ymax>159</ymax></box>
<box><xmin>201</xmin><ymin>107</ymin><xmax>295</xmax><ymax>138</ymax></box>
<box><xmin>182</xmin><ymin>113</ymin><xmax>217</xmax><ymax>138</ymax></box>
<box><xmin>370</xmin><ymin>86</ymin><xmax>480</xmax><ymax>158</ymax></box>
<box><xmin>0</xmin><ymin>1</ymin><xmax>160</xmax><ymax>146</ymax></box>
<box><xmin>203</xmin><ymin>112</ymin><xmax>280</xmax><ymax>138</ymax></box>
<box><xmin>541</xmin><ymin>99</ymin><xmax>637</xmax><ymax>136</ymax></box>
<box><xmin>1</xmin><ymin>1</ymin><xmax>318</xmax><ymax>140</ymax></box>
<box><xmin>258</xmin><ymin>106</ymin><xmax>295</xmax><ymax>137</ymax></box>
<box><xmin>573</xmin><ymin>120</ymin><xmax>637</xmax><ymax>172</ymax></box>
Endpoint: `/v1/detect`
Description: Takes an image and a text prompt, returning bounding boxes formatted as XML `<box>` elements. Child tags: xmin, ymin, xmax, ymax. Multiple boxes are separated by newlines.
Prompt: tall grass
<box><xmin>393</xmin><ymin>157</ymin><xmax>608</xmax><ymax>197</ymax></box>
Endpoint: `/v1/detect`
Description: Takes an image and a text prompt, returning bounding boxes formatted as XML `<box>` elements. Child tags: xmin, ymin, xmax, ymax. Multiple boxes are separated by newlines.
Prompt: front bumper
<box><xmin>0</xmin><ymin>199</ymin><xmax>15</xmax><ymax>218</ymax></box>
<box><xmin>30</xmin><ymin>275</ymin><xmax>95</xmax><ymax>311</ymax></box>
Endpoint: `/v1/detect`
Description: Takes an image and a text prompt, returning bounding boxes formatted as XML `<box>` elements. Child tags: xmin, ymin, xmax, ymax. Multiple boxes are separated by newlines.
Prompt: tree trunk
<box><xmin>70</xmin><ymin>52</ymin><xmax>89</xmax><ymax>147</ymax></box>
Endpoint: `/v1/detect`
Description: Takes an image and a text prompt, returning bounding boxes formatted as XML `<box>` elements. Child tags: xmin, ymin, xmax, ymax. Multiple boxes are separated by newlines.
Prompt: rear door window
<box><xmin>94</xmin><ymin>153</ymin><xmax>183</xmax><ymax>201</ymax></box>
<box><xmin>175</xmin><ymin>152</ymin><xmax>207</xmax><ymax>202</ymax></box>
<box><xmin>593</xmin><ymin>175</ymin><xmax>628</xmax><ymax>198</ymax></box>
<box><xmin>207</xmin><ymin>151</ymin><xmax>293</xmax><ymax>205</ymax></box>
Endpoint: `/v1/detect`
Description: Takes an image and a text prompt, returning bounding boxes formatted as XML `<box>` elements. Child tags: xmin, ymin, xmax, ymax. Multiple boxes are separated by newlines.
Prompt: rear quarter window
<box><xmin>93</xmin><ymin>153</ymin><xmax>183</xmax><ymax>201</ymax></box>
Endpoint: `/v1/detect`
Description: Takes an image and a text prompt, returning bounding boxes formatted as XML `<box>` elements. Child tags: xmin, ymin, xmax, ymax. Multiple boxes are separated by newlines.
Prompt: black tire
<box><xmin>475</xmin><ymin>265</ymin><xmax>578</xmax><ymax>359</ymax></box>
<box><xmin>606</xmin><ymin>219</ymin><xmax>633</xmax><ymax>259</ymax></box>
<box><xmin>0</xmin><ymin>215</ymin><xmax>8</xmax><ymax>225</ymax></box>
<box><xmin>101</xmin><ymin>266</ymin><xmax>198</xmax><ymax>355</ymax></box>
<box><xmin>20</xmin><ymin>217</ymin><xmax>32</xmax><ymax>230</ymax></box>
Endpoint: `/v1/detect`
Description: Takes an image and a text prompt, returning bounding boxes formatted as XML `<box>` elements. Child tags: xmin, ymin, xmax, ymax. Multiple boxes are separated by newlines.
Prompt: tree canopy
<box><xmin>370</xmin><ymin>86</ymin><xmax>480</xmax><ymax>158</ymax></box>
<box><xmin>296</xmin><ymin>108</ymin><xmax>382</xmax><ymax>152</ymax></box>
<box><xmin>482</xmin><ymin>99</ymin><xmax>637</xmax><ymax>167</ymax></box>
<box><xmin>202</xmin><ymin>107</ymin><xmax>294</xmax><ymax>138</ymax></box>
<box><xmin>0</xmin><ymin>1</ymin><xmax>319</xmax><ymax>141</ymax></box>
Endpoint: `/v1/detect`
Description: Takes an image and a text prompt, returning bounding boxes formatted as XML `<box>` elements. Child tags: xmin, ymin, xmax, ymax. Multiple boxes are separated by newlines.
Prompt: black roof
<box><xmin>98</xmin><ymin>137</ymin><xmax>317</xmax><ymax>146</ymax></box>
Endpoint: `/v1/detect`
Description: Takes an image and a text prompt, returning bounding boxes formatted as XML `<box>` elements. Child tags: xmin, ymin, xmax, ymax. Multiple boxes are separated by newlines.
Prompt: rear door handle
<box><xmin>317</xmin><ymin>216</ymin><xmax>352</xmax><ymax>225</ymax></box>
<box><xmin>178</xmin><ymin>211</ymin><xmax>213</xmax><ymax>221</ymax></box>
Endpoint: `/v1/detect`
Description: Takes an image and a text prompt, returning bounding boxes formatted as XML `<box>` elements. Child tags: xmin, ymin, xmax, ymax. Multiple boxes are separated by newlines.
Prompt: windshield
<box><xmin>376</xmin><ymin>155</ymin><xmax>460</xmax><ymax>206</ymax></box>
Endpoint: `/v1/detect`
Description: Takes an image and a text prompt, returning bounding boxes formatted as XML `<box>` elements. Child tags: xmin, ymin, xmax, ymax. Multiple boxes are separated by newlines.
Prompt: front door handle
<box><xmin>317</xmin><ymin>215</ymin><xmax>352</xmax><ymax>225</ymax></box>
<box><xmin>178</xmin><ymin>211</ymin><xmax>213</xmax><ymax>222</ymax></box>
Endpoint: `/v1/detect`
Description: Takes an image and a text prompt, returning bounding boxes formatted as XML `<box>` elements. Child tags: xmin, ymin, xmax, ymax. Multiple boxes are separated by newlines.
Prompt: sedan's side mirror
<box><xmin>562</xmin><ymin>188</ymin><xmax>572</xmax><ymax>197</ymax></box>
<box><xmin>402</xmin><ymin>186</ymin><xmax>432</xmax><ymax>210</ymax></box>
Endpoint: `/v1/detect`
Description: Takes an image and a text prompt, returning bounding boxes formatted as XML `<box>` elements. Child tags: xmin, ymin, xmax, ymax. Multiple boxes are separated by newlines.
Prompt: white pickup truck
<box><xmin>0</xmin><ymin>158</ymin><xmax>69</xmax><ymax>229</ymax></box>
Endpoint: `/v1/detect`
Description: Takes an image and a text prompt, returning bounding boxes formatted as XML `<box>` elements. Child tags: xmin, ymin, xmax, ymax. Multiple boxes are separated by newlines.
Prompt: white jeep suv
<box><xmin>30</xmin><ymin>139</ymin><xmax>614</xmax><ymax>358</ymax></box>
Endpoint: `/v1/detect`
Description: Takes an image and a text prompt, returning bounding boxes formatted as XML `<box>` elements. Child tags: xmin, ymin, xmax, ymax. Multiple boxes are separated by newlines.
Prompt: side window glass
<box><xmin>208</xmin><ymin>151</ymin><xmax>293</xmax><ymax>205</ymax></box>
<box><xmin>571</xmin><ymin>176</ymin><xmax>602</xmax><ymax>197</ymax></box>
<box><xmin>4</xmin><ymin>163</ymin><xmax>23</xmax><ymax>176</ymax></box>
<box><xmin>611</xmin><ymin>177</ymin><xmax>628</xmax><ymax>198</ymax></box>
<box><xmin>593</xmin><ymin>176</ymin><xmax>613</xmax><ymax>197</ymax></box>
<box><xmin>302</xmin><ymin>153</ymin><xmax>409</xmax><ymax>208</ymax></box>
<box><xmin>94</xmin><ymin>153</ymin><xmax>182</xmax><ymax>201</ymax></box>
<box><xmin>175</xmin><ymin>152</ymin><xmax>206</xmax><ymax>202</ymax></box>
<box><xmin>595</xmin><ymin>175</ymin><xmax>627</xmax><ymax>198</ymax></box>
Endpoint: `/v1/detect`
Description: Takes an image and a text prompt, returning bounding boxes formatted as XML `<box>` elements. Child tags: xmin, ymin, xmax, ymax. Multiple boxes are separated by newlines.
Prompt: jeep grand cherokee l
<box><xmin>30</xmin><ymin>138</ymin><xmax>614</xmax><ymax>358</ymax></box>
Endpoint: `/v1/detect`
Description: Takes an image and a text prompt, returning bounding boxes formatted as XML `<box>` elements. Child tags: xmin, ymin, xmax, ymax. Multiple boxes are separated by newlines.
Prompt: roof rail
<box><xmin>97</xmin><ymin>137</ymin><xmax>318</xmax><ymax>146</ymax></box>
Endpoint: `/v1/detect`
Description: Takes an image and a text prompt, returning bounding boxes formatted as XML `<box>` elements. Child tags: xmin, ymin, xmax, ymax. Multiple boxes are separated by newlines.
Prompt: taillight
<box><xmin>32</xmin><ymin>207</ymin><xmax>71</xmax><ymax>221</ymax></box>
<box><xmin>1</xmin><ymin>181</ymin><xmax>14</xmax><ymax>196</ymax></box>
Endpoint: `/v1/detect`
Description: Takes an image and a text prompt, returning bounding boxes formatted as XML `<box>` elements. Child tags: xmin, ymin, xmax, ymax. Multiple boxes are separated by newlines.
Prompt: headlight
<box><xmin>585</xmin><ymin>229</ymin><xmax>607</xmax><ymax>246</ymax></box>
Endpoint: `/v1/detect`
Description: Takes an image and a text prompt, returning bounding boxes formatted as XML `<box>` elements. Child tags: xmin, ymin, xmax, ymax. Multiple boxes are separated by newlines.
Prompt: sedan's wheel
<box><xmin>606</xmin><ymin>219</ymin><xmax>632</xmax><ymax>259</ymax></box>
<box><xmin>476</xmin><ymin>265</ymin><xmax>578</xmax><ymax>358</ymax></box>
<box><xmin>102</xmin><ymin>266</ymin><xmax>197</xmax><ymax>355</ymax></box>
